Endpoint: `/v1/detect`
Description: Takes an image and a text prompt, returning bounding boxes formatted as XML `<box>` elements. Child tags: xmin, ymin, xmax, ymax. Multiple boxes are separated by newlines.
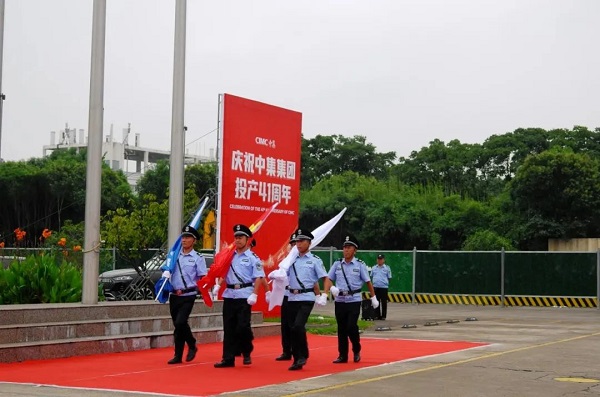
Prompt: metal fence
<box><xmin>312</xmin><ymin>248</ymin><xmax>600</xmax><ymax>308</ymax></box>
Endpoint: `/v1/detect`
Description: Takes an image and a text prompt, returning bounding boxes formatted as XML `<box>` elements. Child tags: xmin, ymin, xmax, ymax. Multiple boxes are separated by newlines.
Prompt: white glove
<box><xmin>161</xmin><ymin>270</ymin><xmax>171</xmax><ymax>279</ymax></box>
<box><xmin>265</xmin><ymin>291</ymin><xmax>272</xmax><ymax>303</ymax></box>
<box><xmin>268</xmin><ymin>268</ymin><xmax>287</xmax><ymax>281</ymax></box>
<box><xmin>329</xmin><ymin>286</ymin><xmax>339</xmax><ymax>298</ymax></box>
<box><xmin>212</xmin><ymin>284</ymin><xmax>220</xmax><ymax>299</ymax></box>
<box><xmin>371</xmin><ymin>296</ymin><xmax>379</xmax><ymax>309</ymax></box>
<box><xmin>247</xmin><ymin>293</ymin><xmax>258</xmax><ymax>306</ymax></box>
<box><xmin>315</xmin><ymin>292</ymin><xmax>327</xmax><ymax>306</ymax></box>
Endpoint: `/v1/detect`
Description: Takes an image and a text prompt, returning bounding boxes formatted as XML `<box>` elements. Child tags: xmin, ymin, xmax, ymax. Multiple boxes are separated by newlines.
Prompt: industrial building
<box><xmin>42</xmin><ymin>124</ymin><xmax>216</xmax><ymax>186</ymax></box>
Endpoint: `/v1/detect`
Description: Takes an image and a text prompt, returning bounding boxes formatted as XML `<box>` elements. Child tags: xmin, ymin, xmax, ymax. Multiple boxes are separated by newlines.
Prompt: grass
<box><xmin>264</xmin><ymin>314</ymin><xmax>373</xmax><ymax>335</ymax></box>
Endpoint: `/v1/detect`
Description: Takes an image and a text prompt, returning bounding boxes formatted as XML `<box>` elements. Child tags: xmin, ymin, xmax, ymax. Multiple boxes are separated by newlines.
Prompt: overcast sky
<box><xmin>2</xmin><ymin>0</ymin><xmax>599</xmax><ymax>162</ymax></box>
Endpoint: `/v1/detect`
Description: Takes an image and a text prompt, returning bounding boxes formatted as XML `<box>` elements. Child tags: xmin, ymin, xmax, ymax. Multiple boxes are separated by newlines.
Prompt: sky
<box><xmin>2</xmin><ymin>0</ymin><xmax>600</xmax><ymax>162</ymax></box>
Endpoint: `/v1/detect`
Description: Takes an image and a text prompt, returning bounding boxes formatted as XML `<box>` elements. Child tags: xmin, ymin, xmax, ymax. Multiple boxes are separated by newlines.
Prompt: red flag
<box><xmin>198</xmin><ymin>202</ymin><xmax>279</xmax><ymax>306</ymax></box>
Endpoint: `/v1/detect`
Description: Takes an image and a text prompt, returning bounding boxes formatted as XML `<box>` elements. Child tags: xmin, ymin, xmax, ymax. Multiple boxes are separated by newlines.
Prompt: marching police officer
<box><xmin>275</xmin><ymin>232</ymin><xmax>297</xmax><ymax>362</ymax></box>
<box><xmin>324</xmin><ymin>234</ymin><xmax>378</xmax><ymax>364</ymax></box>
<box><xmin>214</xmin><ymin>224</ymin><xmax>268</xmax><ymax>368</ymax></box>
<box><xmin>285</xmin><ymin>228</ymin><xmax>328</xmax><ymax>370</ymax></box>
<box><xmin>164</xmin><ymin>225</ymin><xmax>207</xmax><ymax>364</ymax></box>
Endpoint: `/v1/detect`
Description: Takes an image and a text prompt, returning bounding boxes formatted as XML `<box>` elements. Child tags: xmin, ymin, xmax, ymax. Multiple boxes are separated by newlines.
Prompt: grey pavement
<box><xmin>2</xmin><ymin>303</ymin><xmax>600</xmax><ymax>397</ymax></box>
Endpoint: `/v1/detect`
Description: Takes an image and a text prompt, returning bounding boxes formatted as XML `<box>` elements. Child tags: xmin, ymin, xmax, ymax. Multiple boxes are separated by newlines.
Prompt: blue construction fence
<box><xmin>311</xmin><ymin>248</ymin><xmax>600</xmax><ymax>308</ymax></box>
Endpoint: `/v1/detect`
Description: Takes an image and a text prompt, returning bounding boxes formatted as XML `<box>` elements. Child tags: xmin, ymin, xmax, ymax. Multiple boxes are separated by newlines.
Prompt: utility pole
<box><xmin>168</xmin><ymin>0</ymin><xmax>187</xmax><ymax>248</ymax></box>
<box><xmin>82</xmin><ymin>0</ymin><xmax>106</xmax><ymax>304</ymax></box>
<box><xmin>0</xmin><ymin>0</ymin><xmax>5</xmax><ymax>162</ymax></box>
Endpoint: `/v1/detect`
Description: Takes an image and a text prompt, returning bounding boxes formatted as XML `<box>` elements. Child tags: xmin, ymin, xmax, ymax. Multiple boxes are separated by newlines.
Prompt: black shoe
<box><xmin>332</xmin><ymin>356</ymin><xmax>348</xmax><ymax>364</ymax></box>
<box><xmin>167</xmin><ymin>356</ymin><xmax>182</xmax><ymax>365</ymax></box>
<box><xmin>186</xmin><ymin>346</ymin><xmax>197</xmax><ymax>362</ymax></box>
<box><xmin>275</xmin><ymin>353</ymin><xmax>292</xmax><ymax>361</ymax></box>
<box><xmin>288</xmin><ymin>362</ymin><xmax>304</xmax><ymax>370</ymax></box>
<box><xmin>353</xmin><ymin>353</ymin><xmax>361</xmax><ymax>363</ymax></box>
<box><xmin>243</xmin><ymin>356</ymin><xmax>252</xmax><ymax>365</ymax></box>
<box><xmin>214</xmin><ymin>360</ymin><xmax>235</xmax><ymax>368</ymax></box>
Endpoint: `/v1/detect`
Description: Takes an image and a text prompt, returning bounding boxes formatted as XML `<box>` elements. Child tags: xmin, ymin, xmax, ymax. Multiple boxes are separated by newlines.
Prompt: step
<box><xmin>0</xmin><ymin>300</ymin><xmax>223</xmax><ymax>326</ymax></box>
<box><xmin>0</xmin><ymin>312</ymin><xmax>263</xmax><ymax>344</ymax></box>
<box><xmin>0</xmin><ymin>323</ymin><xmax>281</xmax><ymax>363</ymax></box>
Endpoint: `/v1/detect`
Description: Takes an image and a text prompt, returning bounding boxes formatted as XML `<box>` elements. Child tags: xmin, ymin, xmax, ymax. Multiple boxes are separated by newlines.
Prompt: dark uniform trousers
<box><xmin>169</xmin><ymin>294</ymin><xmax>197</xmax><ymax>358</ymax></box>
<box><xmin>374</xmin><ymin>287</ymin><xmax>389</xmax><ymax>319</ymax></box>
<box><xmin>334</xmin><ymin>301</ymin><xmax>362</xmax><ymax>359</ymax></box>
<box><xmin>287</xmin><ymin>300</ymin><xmax>315</xmax><ymax>362</ymax></box>
<box><xmin>280</xmin><ymin>296</ymin><xmax>292</xmax><ymax>356</ymax></box>
<box><xmin>222</xmin><ymin>297</ymin><xmax>254</xmax><ymax>362</ymax></box>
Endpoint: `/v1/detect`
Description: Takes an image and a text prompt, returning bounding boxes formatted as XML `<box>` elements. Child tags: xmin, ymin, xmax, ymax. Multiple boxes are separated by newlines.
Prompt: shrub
<box><xmin>0</xmin><ymin>255</ymin><xmax>83</xmax><ymax>304</ymax></box>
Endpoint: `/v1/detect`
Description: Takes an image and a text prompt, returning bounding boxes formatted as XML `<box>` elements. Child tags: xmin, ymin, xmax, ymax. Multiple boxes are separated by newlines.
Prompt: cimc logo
<box><xmin>255</xmin><ymin>136</ymin><xmax>276</xmax><ymax>148</ymax></box>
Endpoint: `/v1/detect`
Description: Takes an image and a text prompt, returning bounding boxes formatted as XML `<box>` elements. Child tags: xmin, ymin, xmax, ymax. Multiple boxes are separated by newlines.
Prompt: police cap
<box><xmin>181</xmin><ymin>225</ymin><xmax>200</xmax><ymax>240</ymax></box>
<box><xmin>233</xmin><ymin>224</ymin><xmax>253</xmax><ymax>238</ymax></box>
<box><xmin>377</xmin><ymin>254</ymin><xmax>385</xmax><ymax>259</ymax></box>
<box><xmin>342</xmin><ymin>234</ymin><xmax>359</xmax><ymax>249</ymax></box>
<box><xmin>289</xmin><ymin>233</ymin><xmax>297</xmax><ymax>244</ymax></box>
<box><xmin>295</xmin><ymin>228</ymin><xmax>314</xmax><ymax>241</ymax></box>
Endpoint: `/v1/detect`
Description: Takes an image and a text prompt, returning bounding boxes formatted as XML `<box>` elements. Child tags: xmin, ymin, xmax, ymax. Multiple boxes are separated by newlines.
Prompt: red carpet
<box><xmin>0</xmin><ymin>335</ymin><xmax>485</xmax><ymax>396</ymax></box>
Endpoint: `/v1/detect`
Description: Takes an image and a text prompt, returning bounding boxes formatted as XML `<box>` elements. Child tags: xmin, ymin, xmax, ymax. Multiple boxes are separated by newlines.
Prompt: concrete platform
<box><xmin>0</xmin><ymin>300</ymin><xmax>279</xmax><ymax>363</ymax></box>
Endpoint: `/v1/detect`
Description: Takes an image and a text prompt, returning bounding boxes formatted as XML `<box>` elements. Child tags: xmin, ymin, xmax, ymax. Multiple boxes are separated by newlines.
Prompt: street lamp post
<box><xmin>0</xmin><ymin>0</ymin><xmax>5</xmax><ymax>162</ymax></box>
<box><xmin>0</xmin><ymin>93</ymin><xmax>4</xmax><ymax>162</ymax></box>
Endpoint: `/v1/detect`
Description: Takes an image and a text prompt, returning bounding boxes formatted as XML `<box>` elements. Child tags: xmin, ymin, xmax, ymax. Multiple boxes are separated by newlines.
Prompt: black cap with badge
<box><xmin>342</xmin><ymin>234</ymin><xmax>359</xmax><ymax>249</ymax></box>
<box><xmin>181</xmin><ymin>225</ymin><xmax>200</xmax><ymax>240</ymax></box>
<box><xmin>295</xmin><ymin>228</ymin><xmax>314</xmax><ymax>241</ymax></box>
<box><xmin>233</xmin><ymin>224</ymin><xmax>253</xmax><ymax>238</ymax></box>
<box><xmin>377</xmin><ymin>254</ymin><xmax>385</xmax><ymax>259</ymax></box>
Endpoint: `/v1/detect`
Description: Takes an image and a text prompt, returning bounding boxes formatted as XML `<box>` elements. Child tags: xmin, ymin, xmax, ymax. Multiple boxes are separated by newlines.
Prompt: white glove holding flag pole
<box><xmin>371</xmin><ymin>296</ymin><xmax>379</xmax><ymax>309</ymax></box>
<box><xmin>265</xmin><ymin>291</ymin><xmax>272</xmax><ymax>303</ymax></box>
<box><xmin>161</xmin><ymin>270</ymin><xmax>171</xmax><ymax>279</ymax></box>
<box><xmin>330</xmin><ymin>285</ymin><xmax>340</xmax><ymax>298</ymax></box>
<box><xmin>247</xmin><ymin>293</ymin><xmax>258</xmax><ymax>306</ymax></box>
<box><xmin>267</xmin><ymin>269</ymin><xmax>289</xmax><ymax>311</ymax></box>
<box><xmin>211</xmin><ymin>284</ymin><xmax>220</xmax><ymax>300</ymax></box>
<box><xmin>268</xmin><ymin>208</ymin><xmax>347</xmax><ymax>311</ymax></box>
<box><xmin>315</xmin><ymin>292</ymin><xmax>328</xmax><ymax>306</ymax></box>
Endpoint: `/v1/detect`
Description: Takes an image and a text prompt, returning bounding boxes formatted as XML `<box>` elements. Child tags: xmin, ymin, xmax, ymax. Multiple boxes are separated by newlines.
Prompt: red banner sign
<box><xmin>217</xmin><ymin>94</ymin><xmax>302</xmax><ymax>276</ymax></box>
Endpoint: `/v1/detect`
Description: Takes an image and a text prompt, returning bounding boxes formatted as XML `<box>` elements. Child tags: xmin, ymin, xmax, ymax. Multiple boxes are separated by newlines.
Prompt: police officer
<box><xmin>214</xmin><ymin>224</ymin><xmax>268</xmax><ymax>368</ymax></box>
<box><xmin>275</xmin><ymin>232</ymin><xmax>297</xmax><ymax>362</ymax></box>
<box><xmin>372</xmin><ymin>254</ymin><xmax>392</xmax><ymax>320</ymax></box>
<box><xmin>286</xmin><ymin>228</ymin><xmax>328</xmax><ymax>370</ymax></box>
<box><xmin>163</xmin><ymin>225</ymin><xmax>207</xmax><ymax>364</ymax></box>
<box><xmin>324</xmin><ymin>234</ymin><xmax>378</xmax><ymax>364</ymax></box>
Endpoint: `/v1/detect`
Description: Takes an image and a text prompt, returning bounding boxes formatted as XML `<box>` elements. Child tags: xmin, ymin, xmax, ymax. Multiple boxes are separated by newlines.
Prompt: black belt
<box><xmin>339</xmin><ymin>290</ymin><xmax>359</xmax><ymax>296</ymax></box>
<box><xmin>173</xmin><ymin>287</ymin><xmax>197</xmax><ymax>295</ymax></box>
<box><xmin>286</xmin><ymin>287</ymin><xmax>314</xmax><ymax>294</ymax></box>
<box><xmin>226</xmin><ymin>282</ymin><xmax>253</xmax><ymax>289</ymax></box>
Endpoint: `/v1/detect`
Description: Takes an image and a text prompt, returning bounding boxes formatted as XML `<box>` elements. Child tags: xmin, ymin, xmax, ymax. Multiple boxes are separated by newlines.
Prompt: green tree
<box><xmin>509</xmin><ymin>148</ymin><xmax>600</xmax><ymax>249</ymax></box>
<box><xmin>185</xmin><ymin>162</ymin><xmax>218</xmax><ymax>198</ymax></box>
<box><xmin>136</xmin><ymin>160</ymin><xmax>170</xmax><ymax>201</ymax></box>
<box><xmin>136</xmin><ymin>161</ymin><xmax>217</xmax><ymax>201</ymax></box>
<box><xmin>101</xmin><ymin>189</ymin><xmax>201</xmax><ymax>265</ymax></box>
<box><xmin>0</xmin><ymin>149</ymin><xmax>132</xmax><ymax>247</ymax></box>
<box><xmin>462</xmin><ymin>230</ymin><xmax>515</xmax><ymax>251</ymax></box>
<box><xmin>301</xmin><ymin>135</ymin><xmax>396</xmax><ymax>188</ymax></box>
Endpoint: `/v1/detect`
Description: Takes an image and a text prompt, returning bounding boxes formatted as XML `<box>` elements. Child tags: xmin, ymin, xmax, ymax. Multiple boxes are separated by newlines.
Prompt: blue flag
<box><xmin>154</xmin><ymin>277</ymin><xmax>173</xmax><ymax>304</ymax></box>
<box><xmin>155</xmin><ymin>197</ymin><xmax>209</xmax><ymax>303</ymax></box>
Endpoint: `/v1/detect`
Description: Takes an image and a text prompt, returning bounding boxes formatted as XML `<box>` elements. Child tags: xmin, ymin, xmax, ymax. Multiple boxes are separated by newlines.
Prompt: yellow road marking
<box><xmin>554</xmin><ymin>377</ymin><xmax>599</xmax><ymax>383</ymax></box>
<box><xmin>281</xmin><ymin>331</ymin><xmax>600</xmax><ymax>397</ymax></box>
